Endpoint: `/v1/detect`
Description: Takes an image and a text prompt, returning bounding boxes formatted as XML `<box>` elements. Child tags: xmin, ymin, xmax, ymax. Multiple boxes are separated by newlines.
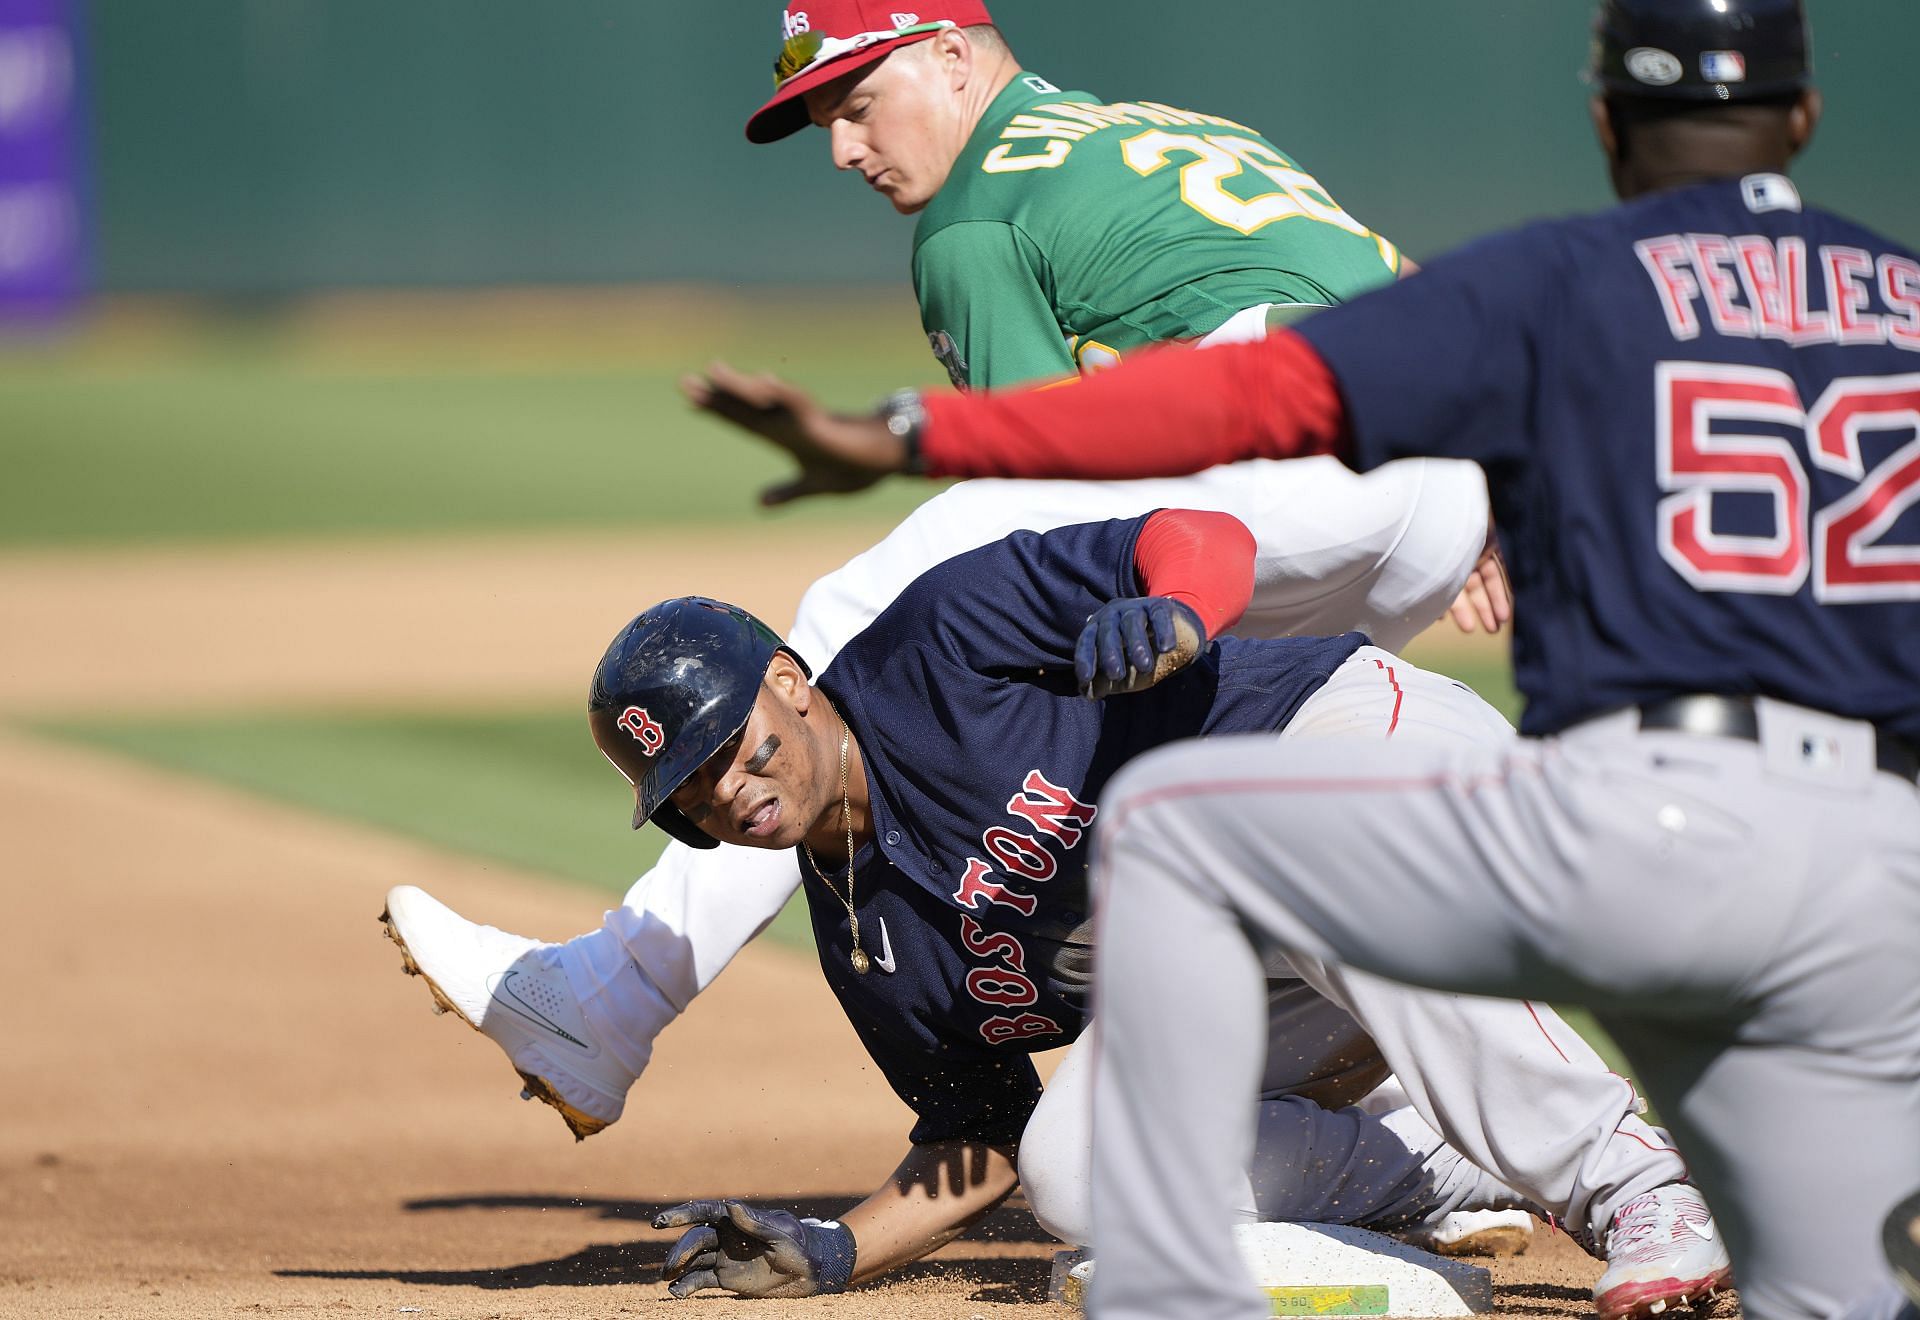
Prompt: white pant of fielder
<box><xmin>1089</xmin><ymin>697</ymin><xmax>1920</xmax><ymax>1320</ymax></box>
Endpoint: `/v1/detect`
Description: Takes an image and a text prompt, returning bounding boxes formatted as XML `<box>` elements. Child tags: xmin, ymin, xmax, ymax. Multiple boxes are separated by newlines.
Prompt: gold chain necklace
<box><xmin>802</xmin><ymin>719</ymin><xmax>869</xmax><ymax>975</ymax></box>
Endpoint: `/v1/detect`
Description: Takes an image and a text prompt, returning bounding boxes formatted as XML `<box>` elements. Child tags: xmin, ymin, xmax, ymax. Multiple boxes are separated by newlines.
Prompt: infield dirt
<box><xmin>1</xmin><ymin>529</ymin><xmax>1679</xmax><ymax>1319</ymax></box>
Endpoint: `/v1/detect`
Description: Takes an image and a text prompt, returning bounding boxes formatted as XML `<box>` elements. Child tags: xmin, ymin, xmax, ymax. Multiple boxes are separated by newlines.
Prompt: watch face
<box><xmin>883</xmin><ymin>390</ymin><xmax>924</xmax><ymax>438</ymax></box>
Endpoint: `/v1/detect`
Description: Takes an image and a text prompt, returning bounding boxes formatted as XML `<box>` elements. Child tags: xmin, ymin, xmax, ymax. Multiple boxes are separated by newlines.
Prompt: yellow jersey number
<box><xmin>1121</xmin><ymin>130</ymin><xmax>1369</xmax><ymax>239</ymax></box>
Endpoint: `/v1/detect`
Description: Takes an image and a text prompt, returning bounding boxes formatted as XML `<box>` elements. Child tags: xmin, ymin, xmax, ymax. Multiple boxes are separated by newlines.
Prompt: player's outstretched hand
<box><xmin>653</xmin><ymin>1199</ymin><xmax>857</xmax><ymax>1299</ymax></box>
<box><xmin>681</xmin><ymin>362</ymin><xmax>908</xmax><ymax>507</ymax></box>
<box><xmin>1076</xmin><ymin>596</ymin><xmax>1207</xmax><ymax>699</ymax></box>
<box><xmin>1447</xmin><ymin>521</ymin><xmax>1512</xmax><ymax>635</ymax></box>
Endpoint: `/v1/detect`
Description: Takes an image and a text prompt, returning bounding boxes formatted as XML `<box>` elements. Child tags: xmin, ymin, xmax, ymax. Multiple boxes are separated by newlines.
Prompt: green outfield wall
<box><xmin>88</xmin><ymin>0</ymin><xmax>1914</xmax><ymax>292</ymax></box>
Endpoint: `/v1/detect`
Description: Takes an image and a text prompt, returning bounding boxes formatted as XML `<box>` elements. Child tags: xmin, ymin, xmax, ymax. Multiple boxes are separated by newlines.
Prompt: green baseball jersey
<box><xmin>913</xmin><ymin>74</ymin><xmax>1404</xmax><ymax>390</ymax></box>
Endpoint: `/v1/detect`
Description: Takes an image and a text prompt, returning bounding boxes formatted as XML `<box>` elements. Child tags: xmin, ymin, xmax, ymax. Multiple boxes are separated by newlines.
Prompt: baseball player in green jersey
<box><xmin>753</xmin><ymin>0</ymin><xmax>1406</xmax><ymax>396</ymax></box>
<box><xmin>907</xmin><ymin>77</ymin><xmax>1404</xmax><ymax>388</ymax></box>
<box><xmin>750</xmin><ymin>0</ymin><xmax>1508</xmax><ymax>626</ymax></box>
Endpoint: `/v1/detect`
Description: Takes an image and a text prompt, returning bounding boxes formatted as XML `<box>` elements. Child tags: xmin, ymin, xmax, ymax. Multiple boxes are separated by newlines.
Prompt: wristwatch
<box><xmin>878</xmin><ymin>388</ymin><xmax>928</xmax><ymax>475</ymax></box>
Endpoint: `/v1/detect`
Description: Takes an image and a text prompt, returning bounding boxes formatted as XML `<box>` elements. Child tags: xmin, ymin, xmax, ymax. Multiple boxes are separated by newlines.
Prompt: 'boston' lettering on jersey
<box><xmin>956</xmin><ymin>769</ymin><xmax>1098</xmax><ymax>904</ymax></box>
<box><xmin>953</xmin><ymin>770</ymin><xmax>1098</xmax><ymax>1045</ymax></box>
<box><xmin>1636</xmin><ymin>233</ymin><xmax>1920</xmax><ymax>349</ymax></box>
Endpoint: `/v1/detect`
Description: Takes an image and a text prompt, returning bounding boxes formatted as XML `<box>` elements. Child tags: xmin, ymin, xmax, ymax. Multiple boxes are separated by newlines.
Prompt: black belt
<box><xmin>1638</xmin><ymin>694</ymin><xmax>1920</xmax><ymax>784</ymax></box>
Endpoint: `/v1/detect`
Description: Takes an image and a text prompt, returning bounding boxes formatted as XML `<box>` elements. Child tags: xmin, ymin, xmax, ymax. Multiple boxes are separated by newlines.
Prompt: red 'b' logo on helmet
<box><xmin>618</xmin><ymin>706</ymin><xmax>665</xmax><ymax>755</ymax></box>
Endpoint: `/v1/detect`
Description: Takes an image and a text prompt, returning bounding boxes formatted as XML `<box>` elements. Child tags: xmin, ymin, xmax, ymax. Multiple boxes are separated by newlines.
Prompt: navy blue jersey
<box><xmin>1297</xmin><ymin>174</ymin><xmax>1920</xmax><ymax>741</ymax></box>
<box><xmin>809</xmin><ymin>516</ymin><xmax>1364</xmax><ymax>1144</ymax></box>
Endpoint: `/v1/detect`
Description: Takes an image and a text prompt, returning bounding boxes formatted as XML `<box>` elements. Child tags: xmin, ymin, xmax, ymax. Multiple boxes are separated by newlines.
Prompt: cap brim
<box><xmin>745</xmin><ymin>30</ymin><xmax>944</xmax><ymax>143</ymax></box>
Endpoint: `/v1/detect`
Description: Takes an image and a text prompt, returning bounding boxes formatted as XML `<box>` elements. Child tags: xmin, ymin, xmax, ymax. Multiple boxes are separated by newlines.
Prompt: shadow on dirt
<box><xmin>275</xmin><ymin>1192</ymin><xmax>1060</xmax><ymax>1294</ymax></box>
<box><xmin>1494</xmin><ymin>1282</ymin><xmax>1605</xmax><ymax>1314</ymax></box>
<box><xmin>277</xmin><ymin>1236</ymin><xmax>668</xmax><ymax>1289</ymax></box>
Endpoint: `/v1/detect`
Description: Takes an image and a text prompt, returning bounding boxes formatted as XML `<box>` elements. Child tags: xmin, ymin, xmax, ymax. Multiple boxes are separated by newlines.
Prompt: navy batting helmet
<box><xmin>588</xmin><ymin>597</ymin><xmax>810</xmax><ymax>850</ymax></box>
<box><xmin>1591</xmin><ymin>0</ymin><xmax>1810</xmax><ymax>102</ymax></box>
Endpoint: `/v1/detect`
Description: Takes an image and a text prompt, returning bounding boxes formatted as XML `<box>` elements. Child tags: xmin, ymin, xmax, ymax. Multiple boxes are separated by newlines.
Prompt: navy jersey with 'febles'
<box><xmin>1297</xmin><ymin>174</ymin><xmax>1920</xmax><ymax>741</ymax></box>
<box><xmin>808</xmin><ymin>516</ymin><xmax>1362</xmax><ymax>1145</ymax></box>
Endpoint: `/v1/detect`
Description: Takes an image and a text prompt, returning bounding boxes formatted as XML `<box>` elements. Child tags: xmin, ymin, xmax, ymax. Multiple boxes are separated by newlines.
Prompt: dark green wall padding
<box><xmin>87</xmin><ymin>1</ymin><xmax>1915</xmax><ymax>293</ymax></box>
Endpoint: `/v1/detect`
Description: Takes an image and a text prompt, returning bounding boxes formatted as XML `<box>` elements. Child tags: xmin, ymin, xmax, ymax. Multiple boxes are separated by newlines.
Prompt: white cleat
<box><xmin>1592</xmin><ymin>1185</ymin><xmax>1733</xmax><ymax>1320</ymax></box>
<box><xmin>379</xmin><ymin>884</ymin><xmax>634</xmax><ymax>1141</ymax></box>
<box><xmin>1403</xmin><ymin>1208</ymin><xmax>1536</xmax><ymax>1259</ymax></box>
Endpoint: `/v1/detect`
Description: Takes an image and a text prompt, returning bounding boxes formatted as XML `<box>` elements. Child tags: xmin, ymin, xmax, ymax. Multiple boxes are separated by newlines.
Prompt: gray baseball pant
<box><xmin>1087</xmin><ymin>698</ymin><xmax>1920</xmax><ymax>1320</ymax></box>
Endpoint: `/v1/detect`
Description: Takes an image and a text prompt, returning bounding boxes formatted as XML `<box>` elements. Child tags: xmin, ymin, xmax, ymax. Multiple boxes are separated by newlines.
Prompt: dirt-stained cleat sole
<box><xmin>1594</xmin><ymin>1274</ymin><xmax>1733</xmax><ymax>1320</ymax></box>
<box><xmin>381</xmin><ymin>905</ymin><xmax>471</xmax><ymax>1023</ymax></box>
<box><xmin>378</xmin><ymin>893</ymin><xmax>622</xmax><ymax>1141</ymax></box>
<box><xmin>1428</xmin><ymin>1223</ymin><xmax>1533</xmax><ymax>1259</ymax></box>
<box><xmin>1404</xmin><ymin>1209</ymin><xmax>1536</xmax><ymax>1260</ymax></box>
<box><xmin>1592</xmin><ymin>1185</ymin><xmax>1733</xmax><ymax>1320</ymax></box>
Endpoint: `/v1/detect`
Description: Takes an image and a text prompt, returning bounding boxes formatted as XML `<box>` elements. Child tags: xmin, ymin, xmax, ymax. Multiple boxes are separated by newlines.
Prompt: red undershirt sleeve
<box><xmin>919</xmin><ymin>329</ymin><xmax>1352</xmax><ymax>481</ymax></box>
<box><xmin>1132</xmin><ymin>509</ymin><xmax>1256</xmax><ymax>639</ymax></box>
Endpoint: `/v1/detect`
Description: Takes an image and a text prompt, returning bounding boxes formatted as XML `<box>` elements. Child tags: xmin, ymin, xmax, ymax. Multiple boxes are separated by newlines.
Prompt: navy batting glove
<box><xmin>653</xmin><ymin>1199</ymin><xmax>856</xmax><ymax>1299</ymax></box>
<box><xmin>1075</xmin><ymin>596</ymin><xmax>1207</xmax><ymax>699</ymax></box>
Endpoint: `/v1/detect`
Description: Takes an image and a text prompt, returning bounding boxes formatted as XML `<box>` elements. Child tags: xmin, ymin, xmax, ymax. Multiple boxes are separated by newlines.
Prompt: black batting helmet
<box><xmin>588</xmin><ymin>596</ymin><xmax>810</xmax><ymax>850</ymax></box>
<box><xmin>1591</xmin><ymin>0</ymin><xmax>1810</xmax><ymax>102</ymax></box>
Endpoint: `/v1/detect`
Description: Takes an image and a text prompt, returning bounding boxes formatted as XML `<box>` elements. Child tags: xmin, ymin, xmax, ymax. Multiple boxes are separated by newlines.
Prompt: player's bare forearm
<box><xmin>841</xmin><ymin>1139</ymin><xmax>1020</xmax><ymax>1283</ymax></box>
<box><xmin>681</xmin><ymin>362</ymin><xmax>906</xmax><ymax>506</ymax></box>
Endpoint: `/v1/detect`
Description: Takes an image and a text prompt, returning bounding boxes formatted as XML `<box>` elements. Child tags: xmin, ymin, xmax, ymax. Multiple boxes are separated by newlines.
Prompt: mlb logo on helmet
<box><xmin>1700</xmin><ymin>50</ymin><xmax>1747</xmax><ymax>83</ymax></box>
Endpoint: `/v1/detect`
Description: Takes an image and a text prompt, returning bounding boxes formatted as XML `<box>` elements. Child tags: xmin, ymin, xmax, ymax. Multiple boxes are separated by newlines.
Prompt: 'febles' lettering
<box><xmin>1636</xmin><ymin>233</ymin><xmax>1920</xmax><ymax>351</ymax></box>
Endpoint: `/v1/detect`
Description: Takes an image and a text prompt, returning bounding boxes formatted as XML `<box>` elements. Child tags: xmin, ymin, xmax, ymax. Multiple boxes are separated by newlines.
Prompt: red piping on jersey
<box><xmin>921</xmin><ymin>330</ymin><xmax>1352</xmax><ymax>481</ymax></box>
<box><xmin>1615</xmin><ymin>1124</ymin><xmax>1682</xmax><ymax>1155</ymax></box>
<box><xmin>1369</xmin><ymin>657</ymin><xmax>1404</xmax><ymax>736</ymax></box>
<box><xmin>1524</xmin><ymin>1001</ymin><xmax>1573</xmax><ymax>1064</ymax></box>
<box><xmin>1134</xmin><ymin>508</ymin><xmax>1257</xmax><ymax>638</ymax></box>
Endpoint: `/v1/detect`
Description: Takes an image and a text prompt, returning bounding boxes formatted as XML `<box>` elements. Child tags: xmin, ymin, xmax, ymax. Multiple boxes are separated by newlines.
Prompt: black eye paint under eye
<box><xmin>744</xmin><ymin>734</ymin><xmax>781</xmax><ymax>774</ymax></box>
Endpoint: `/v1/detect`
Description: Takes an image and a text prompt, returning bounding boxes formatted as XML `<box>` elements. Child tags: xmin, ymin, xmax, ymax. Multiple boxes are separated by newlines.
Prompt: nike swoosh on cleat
<box><xmin>872</xmin><ymin>918</ymin><xmax>896</xmax><ymax>975</ymax></box>
<box><xmin>489</xmin><ymin>971</ymin><xmax>594</xmax><ymax>1051</ymax></box>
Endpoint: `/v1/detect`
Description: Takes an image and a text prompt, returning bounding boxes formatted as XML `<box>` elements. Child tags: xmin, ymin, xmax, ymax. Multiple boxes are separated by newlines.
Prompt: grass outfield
<box><xmin>0</xmin><ymin>291</ymin><xmax>941</xmax><ymax>545</ymax></box>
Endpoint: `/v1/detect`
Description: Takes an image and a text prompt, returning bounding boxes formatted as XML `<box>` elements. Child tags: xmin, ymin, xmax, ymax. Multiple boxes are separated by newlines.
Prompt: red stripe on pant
<box><xmin>1370</xmin><ymin>657</ymin><xmax>1404</xmax><ymax>736</ymax></box>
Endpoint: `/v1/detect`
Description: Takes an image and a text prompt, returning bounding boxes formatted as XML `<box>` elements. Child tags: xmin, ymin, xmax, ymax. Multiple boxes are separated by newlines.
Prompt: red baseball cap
<box><xmin>746</xmin><ymin>0</ymin><xmax>995</xmax><ymax>143</ymax></box>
